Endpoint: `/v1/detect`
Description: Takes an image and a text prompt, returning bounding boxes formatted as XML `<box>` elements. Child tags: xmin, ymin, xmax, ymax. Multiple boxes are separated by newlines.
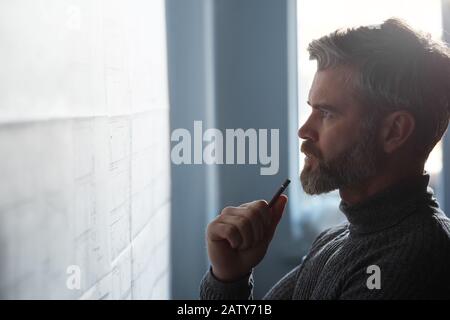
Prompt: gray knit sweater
<box><xmin>200</xmin><ymin>174</ymin><xmax>450</xmax><ymax>299</ymax></box>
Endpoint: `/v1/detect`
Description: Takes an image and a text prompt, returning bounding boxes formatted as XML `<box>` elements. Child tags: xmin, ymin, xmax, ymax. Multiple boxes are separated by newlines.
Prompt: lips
<box><xmin>300</xmin><ymin>143</ymin><xmax>319</xmax><ymax>159</ymax></box>
<box><xmin>301</xmin><ymin>148</ymin><xmax>316</xmax><ymax>160</ymax></box>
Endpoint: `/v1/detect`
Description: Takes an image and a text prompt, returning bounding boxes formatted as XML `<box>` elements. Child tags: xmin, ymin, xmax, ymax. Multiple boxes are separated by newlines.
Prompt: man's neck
<box><xmin>339</xmin><ymin>166</ymin><xmax>424</xmax><ymax>206</ymax></box>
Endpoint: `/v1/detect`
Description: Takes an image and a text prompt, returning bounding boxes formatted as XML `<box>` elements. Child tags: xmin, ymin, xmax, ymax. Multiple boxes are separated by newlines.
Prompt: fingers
<box><xmin>208</xmin><ymin>202</ymin><xmax>270</xmax><ymax>250</ymax></box>
<box><xmin>266</xmin><ymin>194</ymin><xmax>288</xmax><ymax>240</ymax></box>
<box><xmin>242</xmin><ymin>196</ymin><xmax>286</xmax><ymax>231</ymax></box>
<box><xmin>219</xmin><ymin>213</ymin><xmax>255</xmax><ymax>249</ymax></box>
<box><xmin>225</xmin><ymin>208</ymin><xmax>264</xmax><ymax>245</ymax></box>
<box><xmin>208</xmin><ymin>196</ymin><xmax>288</xmax><ymax>251</ymax></box>
<box><xmin>208</xmin><ymin>222</ymin><xmax>243</xmax><ymax>249</ymax></box>
<box><xmin>239</xmin><ymin>200</ymin><xmax>271</xmax><ymax>228</ymax></box>
<box><xmin>271</xmin><ymin>194</ymin><xmax>288</xmax><ymax>220</ymax></box>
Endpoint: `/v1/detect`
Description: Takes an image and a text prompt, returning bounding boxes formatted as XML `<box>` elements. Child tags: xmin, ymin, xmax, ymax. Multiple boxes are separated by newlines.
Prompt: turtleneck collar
<box><xmin>339</xmin><ymin>173</ymin><xmax>438</xmax><ymax>235</ymax></box>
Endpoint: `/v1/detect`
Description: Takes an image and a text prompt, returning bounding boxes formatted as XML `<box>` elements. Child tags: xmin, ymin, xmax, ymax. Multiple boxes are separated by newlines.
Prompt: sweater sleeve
<box><xmin>199</xmin><ymin>265</ymin><xmax>300</xmax><ymax>300</ymax></box>
<box><xmin>199</xmin><ymin>226</ymin><xmax>347</xmax><ymax>300</ymax></box>
<box><xmin>263</xmin><ymin>226</ymin><xmax>348</xmax><ymax>299</ymax></box>
<box><xmin>199</xmin><ymin>267</ymin><xmax>254</xmax><ymax>300</ymax></box>
<box><xmin>262</xmin><ymin>264</ymin><xmax>301</xmax><ymax>299</ymax></box>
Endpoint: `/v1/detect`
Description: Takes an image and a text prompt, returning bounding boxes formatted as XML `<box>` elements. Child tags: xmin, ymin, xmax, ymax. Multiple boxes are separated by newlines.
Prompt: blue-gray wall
<box><xmin>166</xmin><ymin>0</ymin><xmax>213</xmax><ymax>299</ymax></box>
<box><xmin>213</xmin><ymin>0</ymin><xmax>297</xmax><ymax>298</ymax></box>
<box><xmin>166</xmin><ymin>0</ymin><xmax>297</xmax><ymax>298</ymax></box>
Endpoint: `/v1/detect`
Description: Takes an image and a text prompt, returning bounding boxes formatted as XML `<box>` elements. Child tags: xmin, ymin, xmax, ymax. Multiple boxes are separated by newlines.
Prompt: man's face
<box><xmin>298</xmin><ymin>66</ymin><xmax>383</xmax><ymax>195</ymax></box>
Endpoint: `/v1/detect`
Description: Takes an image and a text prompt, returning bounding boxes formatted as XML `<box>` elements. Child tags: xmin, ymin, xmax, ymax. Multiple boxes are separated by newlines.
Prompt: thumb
<box><xmin>267</xmin><ymin>194</ymin><xmax>288</xmax><ymax>240</ymax></box>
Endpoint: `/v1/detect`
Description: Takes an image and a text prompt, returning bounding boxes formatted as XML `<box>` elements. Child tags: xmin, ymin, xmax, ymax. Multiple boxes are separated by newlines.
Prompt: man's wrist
<box><xmin>210</xmin><ymin>266</ymin><xmax>252</xmax><ymax>283</ymax></box>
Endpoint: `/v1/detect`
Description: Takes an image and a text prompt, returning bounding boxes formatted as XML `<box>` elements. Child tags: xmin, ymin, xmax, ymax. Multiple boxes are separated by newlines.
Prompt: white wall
<box><xmin>0</xmin><ymin>0</ymin><xmax>170</xmax><ymax>299</ymax></box>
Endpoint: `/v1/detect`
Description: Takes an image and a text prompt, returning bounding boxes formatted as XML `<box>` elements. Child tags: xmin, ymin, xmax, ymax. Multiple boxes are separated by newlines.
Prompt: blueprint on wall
<box><xmin>0</xmin><ymin>0</ymin><xmax>170</xmax><ymax>299</ymax></box>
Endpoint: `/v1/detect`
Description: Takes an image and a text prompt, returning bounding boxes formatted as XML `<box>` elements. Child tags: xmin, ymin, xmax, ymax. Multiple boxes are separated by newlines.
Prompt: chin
<box><xmin>300</xmin><ymin>170</ymin><xmax>339</xmax><ymax>195</ymax></box>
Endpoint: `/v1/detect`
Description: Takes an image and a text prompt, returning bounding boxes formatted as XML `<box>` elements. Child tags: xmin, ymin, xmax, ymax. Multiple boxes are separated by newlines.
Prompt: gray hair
<box><xmin>308</xmin><ymin>18</ymin><xmax>450</xmax><ymax>161</ymax></box>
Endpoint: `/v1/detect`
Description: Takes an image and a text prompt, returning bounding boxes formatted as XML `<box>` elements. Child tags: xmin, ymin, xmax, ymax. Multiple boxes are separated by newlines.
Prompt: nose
<box><xmin>298</xmin><ymin>116</ymin><xmax>318</xmax><ymax>142</ymax></box>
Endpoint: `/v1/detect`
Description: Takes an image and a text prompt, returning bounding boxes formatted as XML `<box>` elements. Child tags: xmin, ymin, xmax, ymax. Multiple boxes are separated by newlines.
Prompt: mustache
<box><xmin>301</xmin><ymin>141</ymin><xmax>322</xmax><ymax>159</ymax></box>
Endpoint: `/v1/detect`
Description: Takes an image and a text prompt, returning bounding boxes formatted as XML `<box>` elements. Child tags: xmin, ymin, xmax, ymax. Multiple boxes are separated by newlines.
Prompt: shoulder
<box><xmin>310</xmin><ymin>223</ymin><xmax>349</xmax><ymax>250</ymax></box>
<box><xmin>424</xmin><ymin>208</ymin><xmax>450</xmax><ymax>241</ymax></box>
<box><xmin>403</xmin><ymin>208</ymin><xmax>450</xmax><ymax>254</ymax></box>
<box><xmin>341</xmin><ymin>211</ymin><xmax>450</xmax><ymax>299</ymax></box>
<box><xmin>367</xmin><ymin>209</ymin><xmax>450</xmax><ymax>278</ymax></box>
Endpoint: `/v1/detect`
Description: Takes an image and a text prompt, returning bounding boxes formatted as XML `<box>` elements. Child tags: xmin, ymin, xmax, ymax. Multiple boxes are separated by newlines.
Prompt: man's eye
<box><xmin>319</xmin><ymin>109</ymin><xmax>333</xmax><ymax>119</ymax></box>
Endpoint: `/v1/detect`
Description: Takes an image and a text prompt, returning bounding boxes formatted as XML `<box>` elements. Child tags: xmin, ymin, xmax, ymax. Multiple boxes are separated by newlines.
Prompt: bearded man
<box><xmin>200</xmin><ymin>18</ymin><xmax>450</xmax><ymax>299</ymax></box>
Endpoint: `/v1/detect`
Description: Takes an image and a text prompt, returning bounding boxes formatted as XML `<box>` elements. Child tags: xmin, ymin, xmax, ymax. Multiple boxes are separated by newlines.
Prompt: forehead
<box><xmin>308</xmin><ymin>66</ymin><xmax>362</xmax><ymax>114</ymax></box>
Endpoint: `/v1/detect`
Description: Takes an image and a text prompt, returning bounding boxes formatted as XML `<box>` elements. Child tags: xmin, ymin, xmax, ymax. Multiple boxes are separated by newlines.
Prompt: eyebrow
<box><xmin>306</xmin><ymin>101</ymin><xmax>342</xmax><ymax>114</ymax></box>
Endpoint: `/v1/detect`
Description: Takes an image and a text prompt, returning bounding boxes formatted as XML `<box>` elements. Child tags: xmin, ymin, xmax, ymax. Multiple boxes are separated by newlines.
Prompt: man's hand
<box><xmin>206</xmin><ymin>195</ymin><xmax>288</xmax><ymax>282</ymax></box>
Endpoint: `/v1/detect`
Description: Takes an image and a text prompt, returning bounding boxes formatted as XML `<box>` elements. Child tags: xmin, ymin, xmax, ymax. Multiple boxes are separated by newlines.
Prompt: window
<box><xmin>293</xmin><ymin>0</ymin><xmax>445</xmax><ymax>237</ymax></box>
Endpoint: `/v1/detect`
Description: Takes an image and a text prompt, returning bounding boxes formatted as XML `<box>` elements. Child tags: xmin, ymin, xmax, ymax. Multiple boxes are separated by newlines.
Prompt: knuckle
<box><xmin>220</xmin><ymin>206</ymin><xmax>235</xmax><ymax>216</ymax></box>
<box><xmin>249</xmin><ymin>201</ymin><xmax>267</xmax><ymax>215</ymax></box>
<box><xmin>254</xmin><ymin>200</ymin><xmax>268</xmax><ymax>209</ymax></box>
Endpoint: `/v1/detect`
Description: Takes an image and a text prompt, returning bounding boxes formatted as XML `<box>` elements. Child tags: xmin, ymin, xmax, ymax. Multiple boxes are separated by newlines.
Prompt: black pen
<box><xmin>268</xmin><ymin>179</ymin><xmax>291</xmax><ymax>208</ymax></box>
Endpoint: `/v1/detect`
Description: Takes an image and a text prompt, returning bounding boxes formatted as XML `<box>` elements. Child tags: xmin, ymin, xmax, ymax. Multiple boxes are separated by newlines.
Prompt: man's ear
<box><xmin>379</xmin><ymin>111</ymin><xmax>415</xmax><ymax>154</ymax></box>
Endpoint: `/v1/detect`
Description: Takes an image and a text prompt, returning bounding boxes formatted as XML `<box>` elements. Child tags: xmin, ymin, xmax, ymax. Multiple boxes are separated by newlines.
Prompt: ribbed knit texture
<box><xmin>200</xmin><ymin>173</ymin><xmax>450</xmax><ymax>299</ymax></box>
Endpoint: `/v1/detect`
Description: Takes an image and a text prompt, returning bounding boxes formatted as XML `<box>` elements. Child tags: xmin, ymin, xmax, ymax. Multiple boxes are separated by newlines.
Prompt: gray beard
<box><xmin>300</xmin><ymin>124</ymin><xmax>381</xmax><ymax>195</ymax></box>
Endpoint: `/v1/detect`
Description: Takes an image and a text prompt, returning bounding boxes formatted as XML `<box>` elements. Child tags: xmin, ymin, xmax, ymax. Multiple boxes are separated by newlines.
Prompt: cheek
<box><xmin>318</xmin><ymin>127</ymin><xmax>355</xmax><ymax>160</ymax></box>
